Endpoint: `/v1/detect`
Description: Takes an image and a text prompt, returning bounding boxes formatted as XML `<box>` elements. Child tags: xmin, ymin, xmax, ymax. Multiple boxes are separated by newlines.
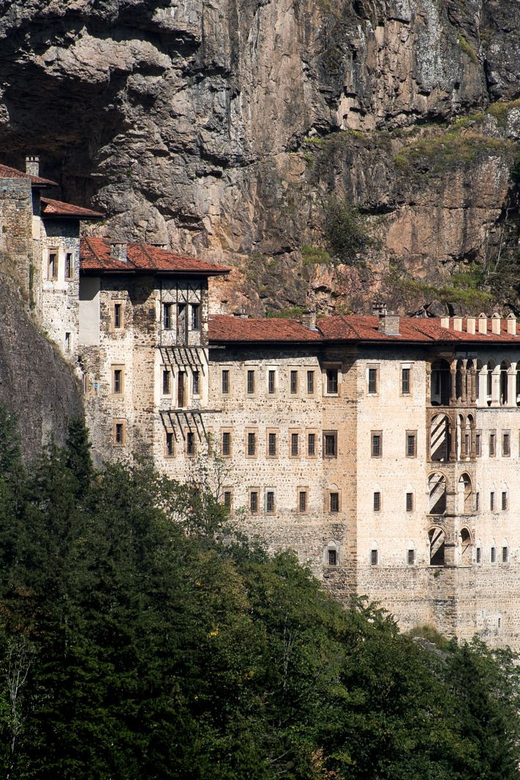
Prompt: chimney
<box><xmin>378</xmin><ymin>310</ymin><xmax>400</xmax><ymax>336</ymax></box>
<box><xmin>478</xmin><ymin>313</ymin><xmax>488</xmax><ymax>334</ymax></box>
<box><xmin>491</xmin><ymin>312</ymin><xmax>501</xmax><ymax>335</ymax></box>
<box><xmin>110</xmin><ymin>241</ymin><xmax>127</xmax><ymax>263</ymax></box>
<box><xmin>453</xmin><ymin>316</ymin><xmax>463</xmax><ymax>332</ymax></box>
<box><xmin>301</xmin><ymin>310</ymin><xmax>317</xmax><ymax>330</ymax></box>
<box><xmin>25</xmin><ymin>155</ymin><xmax>40</xmax><ymax>177</ymax></box>
<box><xmin>467</xmin><ymin>317</ymin><xmax>476</xmax><ymax>334</ymax></box>
<box><xmin>440</xmin><ymin>316</ymin><xmax>450</xmax><ymax>329</ymax></box>
<box><xmin>507</xmin><ymin>312</ymin><xmax>517</xmax><ymax>335</ymax></box>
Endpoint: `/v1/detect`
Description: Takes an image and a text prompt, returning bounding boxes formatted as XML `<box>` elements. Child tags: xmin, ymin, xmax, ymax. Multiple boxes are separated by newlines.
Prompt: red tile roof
<box><xmin>209</xmin><ymin>315</ymin><xmax>323</xmax><ymax>343</ymax></box>
<box><xmin>41</xmin><ymin>197</ymin><xmax>104</xmax><ymax>219</ymax></box>
<box><xmin>209</xmin><ymin>314</ymin><xmax>520</xmax><ymax>345</ymax></box>
<box><xmin>0</xmin><ymin>163</ymin><xmax>57</xmax><ymax>187</ymax></box>
<box><xmin>80</xmin><ymin>236</ymin><xmax>230</xmax><ymax>276</ymax></box>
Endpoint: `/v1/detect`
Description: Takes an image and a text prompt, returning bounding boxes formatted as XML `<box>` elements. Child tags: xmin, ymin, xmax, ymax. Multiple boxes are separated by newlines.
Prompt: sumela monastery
<box><xmin>4</xmin><ymin>156</ymin><xmax>520</xmax><ymax>648</ymax></box>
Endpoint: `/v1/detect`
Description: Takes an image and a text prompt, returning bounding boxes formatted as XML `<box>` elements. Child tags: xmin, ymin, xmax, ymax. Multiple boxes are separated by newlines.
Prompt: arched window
<box><xmin>460</xmin><ymin>527</ymin><xmax>471</xmax><ymax>564</ymax></box>
<box><xmin>324</xmin><ymin>541</ymin><xmax>339</xmax><ymax>567</ymax></box>
<box><xmin>487</xmin><ymin>360</ymin><xmax>495</xmax><ymax>401</ymax></box>
<box><xmin>500</xmin><ymin>361</ymin><xmax>510</xmax><ymax>405</ymax></box>
<box><xmin>429</xmin><ymin>527</ymin><xmax>446</xmax><ymax>566</ymax></box>
<box><xmin>429</xmin><ymin>472</ymin><xmax>447</xmax><ymax>514</ymax></box>
<box><xmin>431</xmin><ymin>359</ymin><xmax>451</xmax><ymax>405</ymax></box>
<box><xmin>430</xmin><ymin>415</ymin><xmax>450</xmax><ymax>462</ymax></box>
<box><xmin>459</xmin><ymin>473</ymin><xmax>472</xmax><ymax>514</ymax></box>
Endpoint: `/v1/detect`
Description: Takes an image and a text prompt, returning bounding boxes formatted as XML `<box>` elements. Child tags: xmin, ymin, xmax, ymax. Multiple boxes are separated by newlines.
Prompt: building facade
<box><xmin>3</xmin><ymin>159</ymin><xmax>520</xmax><ymax>648</ymax></box>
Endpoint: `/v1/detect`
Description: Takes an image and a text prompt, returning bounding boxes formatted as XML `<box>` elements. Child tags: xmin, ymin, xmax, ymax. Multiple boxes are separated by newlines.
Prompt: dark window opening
<box><xmin>163</xmin><ymin>370</ymin><xmax>171</xmax><ymax>395</ymax></box>
<box><xmin>163</xmin><ymin>303</ymin><xmax>173</xmax><ymax>330</ymax></box>
<box><xmin>191</xmin><ymin>304</ymin><xmax>201</xmax><ymax>330</ymax></box>
<box><xmin>290</xmin><ymin>370</ymin><xmax>298</xmax><ymax>394</ymax></box>
<box><xmin>401</xmin><ymin>367</ymin><xmax>410</xmax><ymax>395</ymax></box>
<box><xmin>326</xmin><ymin>368</ymin><xmax>338</xmax><ymax>394</ymax></box>
<box><xmin>268</xmin><ymin>433</ymin><xmax>277</xmax><ymax>457</ymax></box>
<box><xmin>186</xmin><ymin>432</ymin><xmax>195</xmax><ymax>456</ymax></box>
<box><xmin>373</xmin><ymin>491</ymin><xmax>381</xmax><ymax>512</ymax></box>
<box><xmin>268</xmin><ymin>370</ymin><xmax>276</xmax><ymax>394</ymax></box>
<box><xmin>328</xmin><ymin>549</ymin><xmax>337</xmax><ymax>566</ymax></box>
<box><xmin>368</xmin><ymin>367</ymin><xmax>378</xmax><ymax>394</ymax></box>
<box><xmin>222</xmin><ymin>432</ymin><xmax>231</xmax><ymax>456</ymax></box>
<box><xmin>250</xmin><ymin>491</ymin><xmax>258</xmax><ymax>514</ymax></box>
<box><xmin>371</xmin><ymin>549</ymin><xmax>378</xmax><ymax>566</ymax></box>
<box><xmin>329</xmin><ymin>493</ymin><xmax>339</xmax><ymax>513</ymax></box>
<box><xmin>299</xmin><ymin>491</ymin><xmax>307</xmax><ymax>513</ymax></box>
<box><xmin>165</xmin><ymin>431</ymin><xmax>174</xmax><ymax>456</ymax></box>
<box><xmin>221</xmin><ymin>370</ymin><xmax>230</xmax><ymax>394</ymax></box>
<box><xmin>266</xmin><ymin>491</ymin><xmax>275</xmax><ymax>513</ymax></box>
<box><xmin>247</xmin><ymin>370</ymin><xmax>255</xmax><ymax>394</ymax></box>
<box><xmin>307</xmin><ymin>433</ymin><xmax>316</xmax><ymax>456</ymax></box>
<box><xmin>247</xmin><ymin>432</ymin><xmax>256</xmax><ymax>457</ymax></box>
<box><xmin>406</xmin><ymin>492</ymin><xmax>414</xmax><ymax>512</ymax></box>
<box><xmin>307</xmin><ymin>370</ymin><xmax>314</xmax><ymax>394</ymax></box>
<box><xmin>371</xmin><ymin>433</ymin><xmax>382</xmax><ymax>457</ymax></box>
<box><xmin>291</xmin><ymin>433</ymin><xmax>299</xmax><ymax>457</ymax></box>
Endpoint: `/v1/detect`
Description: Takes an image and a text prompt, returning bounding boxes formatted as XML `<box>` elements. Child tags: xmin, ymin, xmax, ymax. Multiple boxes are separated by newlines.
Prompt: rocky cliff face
<box><xmin>1</xmin><ymin>0</ymin><xmax>520</xmax><ymax>315</ymax></box>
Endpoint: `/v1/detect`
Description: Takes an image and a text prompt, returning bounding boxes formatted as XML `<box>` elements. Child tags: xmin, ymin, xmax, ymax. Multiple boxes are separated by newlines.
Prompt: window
<box><xmin>290</xmin><ymin>370</ymin><xmax>298</xmax><ymax>394</ymax></box>
<box><xmin>503</xmin><ymin>432</ymin><xmax>511</xmax><ymax>457</ymax></box>
<box><xmin>328</xmin><ymin>549</ymin><xmax>337</xmax><ymax>566</ymax></box>
<box><xmin>47</xmin><ymin>250</ymin><xmax>58</xmax><ymax>280</ymax></box>
<box><xmin>177</xmin><ymin>303</ymin><xmax>187</xmax><ymax>344</ymax></box>
<box><xmin>165</xmin><ymin>431</ymin><xmax>174</xmax><ymax>457</ymax></box>
<box><xmin>113</xmin><ymin>421</ymin><xmax>126</xmax><ymax>446</ymax></box>
<box><xmin>113</xmin><ymin>302</ymin><xmax>123</xmax><ymax>330</ymax></box>
<box><xmin>221</xmin><ymin>431</ymin><xmax>231</xmax><ymax>457</ymax></box>
<box><xmin>247</xmin><ymin>370</ymin><xmax>255</xmax><ymax>395</ymax></box>
<box><xmin>191</xmin><ymin>304</ymin><xmax>201</xmax><ymax>330</ymax></box>
<box><xmin>407</xmin><ymin>549</ymin><xmax>415</xmax><ymax>565</ymax></box>
<box><xmin>371</xmin><ymin>432</ymin><xmax>382</xmax><ymax>457</ymax></box>
<box><xmin>65</xmin><ymin>252</ymin><xmax>73</xmax><ymax>280</ymax></box>
<box><xmin>371</xmin><ymin>549</ymin><xmax>379</xmax><ymax>565</ymax></box>
<box><xmin>290</xmin><ymin>432</ymin><xmax>299</xmax><ymax>457</ymax></box>
<box><xmin>307</xmin><ymin>370</ymin><xmax>315</xmax><ymax>394</ymax></box>
<box><xmin>249</xmin><ymin>490</ymin><xmax>259</xmax><ymax>514</ymax></box>
<box><xmin>368</xmin><ymin>367</ymin><xmax>378</xmax><ymax>394</ymax></box>
<box><xmin>475</xmin><ymin>491</ymin><xmax>480</xmax><ymax>511</ymax></box>
<box><xmin>298</xmin><ymin>490</ymin><xmax>307</xmax><ymax>513</ymax></box>
<box><xmin>373</xmin><ymin>491</ymin><xmax>381</xmax><ymax>512</ymax></box>
<box><xmin>406</xmin><ymin>492</ymin><xmax>414</xmax><ymax>512</ymax></box>
<box><xmin>323</xmin><ymin>431</ymin><xmax>337</xmax><ymax>458</ymax></box>
<box><xmin>192</xmin><ymin>370</ymin><xmax>200</xmax><ymax>396</ymax></box>
<box><xmin>265</xmin><ymin>491</ymin><xmax>275</xmax><ymax>513</ymax></box>
<box><xmin>401</xmin><ymin>367</ymin><xmax>411</xmax><ymax>395</ymax></box>
<box><xmin>329</xmin><ymin>492</ymin><xmax>339</xmax><ymax>513</ymax></box>
<box><xmin>475</xmin><ymin>431</ymin><xmax>481</xmax><ymax>456</ymax></box>
<box><xmin>490</xmin><ymin>491</ymin><xmax>495</xmax><ymax>511</ymax></box>
<box><xmin>186</xmin><ymin>432</ymin><xmax>196</xmax><ymax>457</ymax></box>
<box><xmin>162</xmin><ymin>369</ymin><xmax>171</xmax><ymax>395</ymax></box>
<box><xmin>406</xmin><ymin>431</ymin><xmax>417</xmax><ymax>457</ymax></box>
<box><xmin>268</xmin><ymin>370</ymin><xmax>276</xmax><ymax>394</ymax></box>
<box><xmin>65</xmin><ymin>332</ymin><xmax>71</xmax><ymax>353</ymax></box>
<box><xmin>112</xmin><ymin>367</ymin><xmax>123</xmax><ymax>395</ymax></box>
<box><xmin>307</xmin><ymin>432</ymin><xmax>316</xmax><ymax>457</ymax></box>
<box><xmin>163</xmin><ymin>303</ymin><xmax>173</xmax><ymax>330</ymax></box>
<box><xmin>221</xmin><ymin>370</ymin><xmax>230</xmax><ymax>395</ymax></box>
<box><xmin>502</xmin><ymin>546</ymin><xmax>508</xmax><ymax>563</ymax></box>
<box><xmin>491</xmin><ymin>546</ymin><xmax>496</xmax><ymax>563</ymax></box>
<box><xmin>247</xmin><ymin>431</ymin><xmax>257</xmax><ymax>457</ymax></box>
<box><xmin>489</xmin><ymin>431</ymin><xmax>496</xmax><ymax>456</ymax></box>
<box><xmin>268</xmin><ymin>432</ymin><xmax>277</xmax><ymax>457</ymax></box>
<box><xmin>326</xmin><ymin>368</ymin><xmax>338</xmax><ymax>394</ymax></box>
<box><xmin>502</xmin><ymin>491</ymin><xmax>508</xmax><ymax>510</ymax></box>
<box><xmin>177</xmin><ymin>372</ymin><xmax>185</xmax><ymax>407</ymax></box>
<box><xmin>223</xmin><ymin>491</ymin><xmax>232</xmax><ymax>511</ymax></box>
<box><xmin>476</xmin><ymin>547</ymin><xmax>481</xmax><ymax>563</ymax></box>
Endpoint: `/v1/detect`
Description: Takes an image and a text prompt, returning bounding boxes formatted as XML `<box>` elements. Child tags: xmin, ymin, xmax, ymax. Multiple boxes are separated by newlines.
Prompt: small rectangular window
<box><xmin>326</xmin><ymin>368</ymin><xmax>338</xmax><ymax>394</ymax></box>
<box><xmin>406</xmin><ymin>492</ymin><xmax>414</xmax><ymax>512</ymax></box>
<box><xmin>265</xmin><ymin>491</ymin><xmax>275</xmax><ymax>514</ymax></box>
<box><xmin>47</xmin><ymin>250</ymin><xmax>58</xmax><ymax>281</ymax></box>
<box><xmin>192</xmin><ymin>370</ymin><xmax>200</xmax><ymax>396</ymax></box>
<box><xmin>401</xmin><ymin>367</ymin><xmax>411</xmax><ymax>395</ymax></box>
<box><xmin>186</xmin><ymin>432</ymin><xmax>196</xmax><ymax>457</ymax></box>
<box><xmin>406</xmin><ymin>431</ymin><xmax>417</xmax><ymax>457</ymax></box>
<box><xmin>191</xmin><ymin>304</ymin><xmax>201</xmax><ymax>330</ymax></box>
<box><xmin>323</xmin><ymin>431</ymin><xmax>337</xmax><ymax>458</ymax></box>
<box><xmin>328</xmin><ymin>549</ymin><xmax>337</xmax><ymax>566</ymax></box>
<box><xmin>502</xmin><ymin>546</ymin><xmax>508</xmax><ymax>563</ymax></box>
<box><xmin>475</xmin><ymin>492</ymin><xmax>480</xmax><ymax>511</ymax></box>
<box><xmin>371</xmin><ymin>432</ymin><xmax>382</xmax><ymax>458</ymax></box>
<box><xmin>247</xmin><ymin>431</ymin><xmax>257</xmax><ymax>457</ymax></box>
<box><xmin>475</xmin><ymin>432</ymin><xmax>481</xmax><ymax>456</ymax></box>
<box><xmin>268</xmin><ymin>432</ymin><xmax>277</xmax><ymax>457</ymax></box>
<box><xmin>177</xmin><ymin>372</ymin><xmax>185</xmax><ymax>408</ymax></box>
<box><xmin>307</xmin><ymin>370</ymin><xmax>315</xmax><ymax>394</ymax></box>
<box><xmin>268</xmin><ymin>370</ymin><xmax>276</xmax><ymax>394</ymax></box>
<box><xmin>290</xmin><ymin>433</ymin><xmax>299</xmax><ymax>457</ymax></box>
<box><xmin>290</xmin><ymin>370</ymin><xmax>298</xmax><ymax>394</ymax></box>
<box><xmin>502</xmin><ymin>491</ymin><xmax>508</xmax><ymax>510</ymax></box>
<box><xmin>223</xmin><ymin>491</ymin><xmax>232</xmax><ymax>511</ymax></box>
<box><xmin>163</xmin><ymin>303</ymin><xmax>173</xmax><ymax>330</ymax></box>
<box><xmin>221</xmin><ymin>431</ymin><xmax>231</xmax><ymax>457</ymax></box>
<box><xmin>491</xmin><ymin>546</ymin><xmax>496</xmax><ymax>563</ymax></box>
<box><xmin>368</xmin><ymin>367</ymin><xmax>378</xmax><ymax>394</ymax></box>
<box><xmin>65</xmin><ymin>252</ymin><xmax>73</xmax><ymax>280</ymax></box>
<box><xmin>247</xmin><ymin>370</ymin><xmax>255</xmax><ymax>395</ymax></box>
<box><xmin>162</xmin><ymin>369</ymin><xmax>171</xmax><ymax>395</ymax></box>
<box><xmin>165</xmin><ymin>431</ymin><xmax>174</xmax><ymax>457</ymax></box>
<box><xmin>113</xmin><ymin>367</ymin><xmax>123</xmax><ymax>395</ymax></box>
<box><xmin>489</xmin><ymin>431</ymin><xmax>496</xmax><ymax>457</ymax></box>
<box><xmin>490</xmin><ymin>491</ymin><xmax>495</xmax><ymax>511</ymax></box>
<box><xmin>407</xmin><ymin>549</ymin><xmax>415</xmax><ymax>565</ymax></box>
<box><xmin>307</xmin><ymin>432</ymin><xmax>316</xmax><ymax>457</ymax></box>
<box><xmin>503</xmin><ymin>432</ymin><xmax>511</xmax><ymax>457</ymax></box>
<box><xmin>476</xmin><ymin>547</ymin><xmax>481</xmax><ymax>564</ymax></box>
<box><xmin>373</xmin><ymin>491</ymin><xmax>381</xmax><ymax>512</ymax></box>
<box><xmin>298</xmin><ymin>490</ymin><xmax>307</xmax><ymax>513</ymax></box>
<box><xmin>371</xmin><ymin>549</ymin><xmax>378</xmax><ymax>566</ymax></box>
<box><xmin>250</xmin><ymin>491</ymin><xmax>259</xmax><ymax>514</ymax></box>
<box><xmin>329</xmin><ymin>492</ymin><xmax>339</xmax><ymax>513</ymax></box>
<box><xmin>113</xmin><ymin>302</ymin><xmax>123</xmax><ymax>330</ymax></box>
<box><xmin>113</xmin><ymin>421</ymin><xmax>125</xmax><ymax>447</ymax></box>
<box><xmin>221</xmin><ymin>370</ymin><xmax>230</xmax><ymax>394</ymax></box>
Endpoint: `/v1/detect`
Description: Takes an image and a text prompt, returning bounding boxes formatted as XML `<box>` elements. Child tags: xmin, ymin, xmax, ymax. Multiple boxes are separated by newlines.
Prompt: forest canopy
<box><xmin>0</xmin><ymin>412</ymin><xmax>518</xmax><ymax>779</ymax></box>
